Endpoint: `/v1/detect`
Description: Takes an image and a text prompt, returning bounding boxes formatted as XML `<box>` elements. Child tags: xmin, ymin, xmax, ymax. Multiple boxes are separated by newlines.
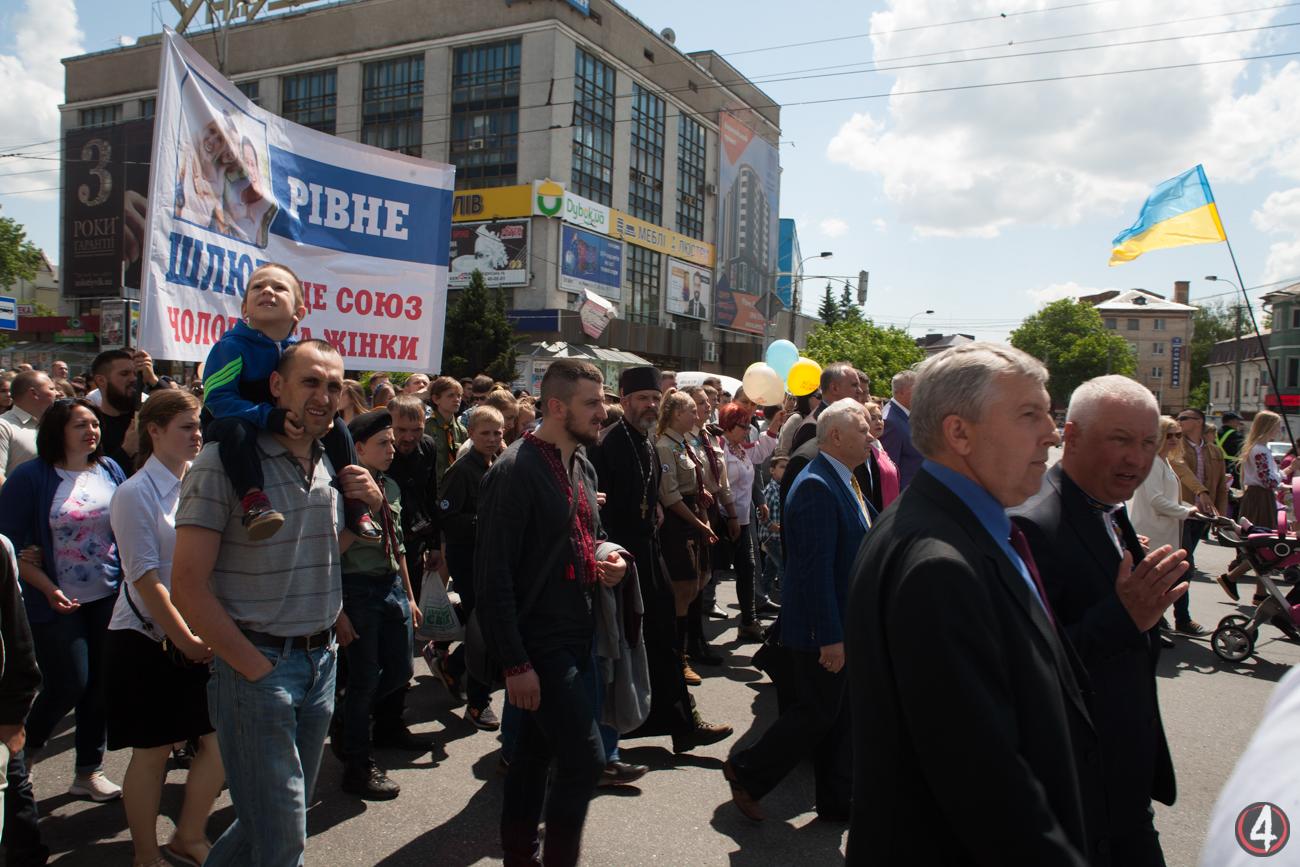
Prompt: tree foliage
<box><xmin>838</xmin><ymin>284</ymin><xmax>862</xmax><ymax>322</ymax></box>
<box><xmin>441</xmin><ymin>269</ymin><xmax>517</xmax><ymax>381</ymax></box>
<box><xmin>817</xmin><ymin>284</ymin><xmax>840</xmax><ymax>326</ymax></box>
<box><xmin>1009</xmin><ymin>299</ymin><xmax>1136</xmax><ymax>407</ymax></box>
<box><xmin>0</xmin><ymin>217</ymin><xmax>43</xmax><ymax>290</ymax></box>
<box><xmin>804</xmin><ymin>317</ymin><xmax>924</xmax><ymax>398</ymax></box>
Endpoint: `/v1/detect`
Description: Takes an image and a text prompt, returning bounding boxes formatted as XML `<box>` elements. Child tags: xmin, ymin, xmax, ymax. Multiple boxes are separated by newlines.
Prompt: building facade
<box><xmin>59</xmin><ymin>0</ymin><xmax>784</xmax><ymax>376</ymax></box>
<box><xmin>1206</xmin><ymin>333</ymin><xmax>1271</xmax><ymax>418</ymax></box>
<box><xmin>1262</xmin><ymin>282</ymin><xmax>1300</xmax><ymax>417</ymax></box>
<box><xmin>1084</xmin><ymin>281</ymin><xmax>1196</xmax><ymax>413</ymax></box>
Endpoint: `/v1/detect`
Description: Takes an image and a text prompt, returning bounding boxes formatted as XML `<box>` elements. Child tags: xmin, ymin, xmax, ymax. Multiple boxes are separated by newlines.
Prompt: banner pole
<box><xmin>1222</xmin><ymin>232</ymin><xmax>1293</xmax><ymax>444</ymax></box>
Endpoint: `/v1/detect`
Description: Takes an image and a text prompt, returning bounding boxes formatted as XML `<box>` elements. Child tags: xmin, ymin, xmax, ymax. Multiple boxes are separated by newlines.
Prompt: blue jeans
<box><xmin>26</xmin><ymin>593</ymin><xmax>114</xmax><ymax>771</ymax></box>
<box><xmin>500</xmin><ymin>647</ymin><xmax>605</xmax><ymax>867</ymax></box>
<box><xmin>759</xmin><ymin>543</ymin><xmax>783</xmax><ymax>600</ymax></box>
<box><xmin>206</xmin><ymin>643</ymin><xmax>337</xmax><ymax>867</ymax></box>
<box><xmin>340</xmin><ymin>573</ymin><xmax>414</xmax><ymax>761</ymax></box>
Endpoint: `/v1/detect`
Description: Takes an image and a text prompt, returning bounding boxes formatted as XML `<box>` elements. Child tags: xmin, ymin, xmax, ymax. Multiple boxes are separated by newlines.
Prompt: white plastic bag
<box><xmin>416</xmin><ymin>571</ymin><xmax>464</xmax><ymax>642</ymax></box>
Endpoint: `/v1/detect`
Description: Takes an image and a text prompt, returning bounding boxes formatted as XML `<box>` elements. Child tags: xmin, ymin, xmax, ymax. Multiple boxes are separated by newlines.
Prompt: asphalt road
<box><xmin>20</xmin><ymin>538</ymin><xmax>1293</xmax><ymax>866</ymax></box>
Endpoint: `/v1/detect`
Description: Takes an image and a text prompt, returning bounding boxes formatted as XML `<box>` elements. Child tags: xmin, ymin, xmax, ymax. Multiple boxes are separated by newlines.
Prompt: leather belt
<box><xmin>241</xmin><ymin>627</ymin><xmax>335</xmax><ymax>652</ymax></box>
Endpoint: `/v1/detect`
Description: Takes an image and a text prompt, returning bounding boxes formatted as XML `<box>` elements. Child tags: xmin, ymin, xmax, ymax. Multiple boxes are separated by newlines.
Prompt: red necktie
<box><xmin>1009</xmin><ymin>523</ymin><xmax>1056</xmax><ymax>626</ymax></box>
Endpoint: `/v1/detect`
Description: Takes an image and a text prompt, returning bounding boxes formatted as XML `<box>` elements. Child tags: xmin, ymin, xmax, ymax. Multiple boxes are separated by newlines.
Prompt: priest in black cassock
<box><xmin>591</xmin><ymin>366</ymin><xmax>733</xmax><ymax>753</ymax></box>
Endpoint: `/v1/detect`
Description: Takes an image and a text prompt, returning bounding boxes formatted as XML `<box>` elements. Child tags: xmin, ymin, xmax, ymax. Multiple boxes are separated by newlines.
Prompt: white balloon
<box><xmin>742</xmin><ymin>362</ymin><xmax>785</xmax><ymax>405</ymax></box>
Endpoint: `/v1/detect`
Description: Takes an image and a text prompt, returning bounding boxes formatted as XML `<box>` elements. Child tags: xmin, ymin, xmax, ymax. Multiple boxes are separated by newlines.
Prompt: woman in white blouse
<box><xmin>717</xmin><ymin>402</ymin><xmax>784</xmax><ymax>641</ymax></box>
<box><xmin>106</xmin><ymin>389</ymin><xmax>224</xmax><ymax>867</ymax></box>
<box><xmin>1129</xmin><ymin>416</ymin><xmax>1203</xmax><ymax>635</ymax></box>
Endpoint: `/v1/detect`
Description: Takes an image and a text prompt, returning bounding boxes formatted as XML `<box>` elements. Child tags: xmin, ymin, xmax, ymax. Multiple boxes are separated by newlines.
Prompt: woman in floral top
<box><xmin>0</xmin><ymin>398</ymin><xmax>125</xmax><ymax>801</ymax></box>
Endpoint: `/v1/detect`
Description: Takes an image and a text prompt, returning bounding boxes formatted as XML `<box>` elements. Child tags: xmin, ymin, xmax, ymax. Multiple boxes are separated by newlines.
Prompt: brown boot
<box><xmin>682</xmin><ymin>654</ymin><xmax>702</xmax><ymax>686</ymax></box>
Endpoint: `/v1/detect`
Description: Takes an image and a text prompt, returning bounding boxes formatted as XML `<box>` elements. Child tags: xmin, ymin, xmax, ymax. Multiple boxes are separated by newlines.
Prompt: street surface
<box><xmin>23</xmin><ymin>540</ymin><xmax>1292</xmax><ymax>866</ymax></box>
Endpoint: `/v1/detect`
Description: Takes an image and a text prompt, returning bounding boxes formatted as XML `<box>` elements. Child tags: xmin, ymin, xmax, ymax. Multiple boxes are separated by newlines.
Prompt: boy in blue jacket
<box><xmin>203</xmin><ymin>262</ymin><xmax>380</xmax><ymax>540</ymax></box>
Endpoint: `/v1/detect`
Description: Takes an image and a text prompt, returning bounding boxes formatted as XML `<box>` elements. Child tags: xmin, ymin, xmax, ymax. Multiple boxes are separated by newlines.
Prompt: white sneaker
<box><xmin>68</xmin><ymin>770</ymin><xmax>122</xmax><ymax>801</ymax></box>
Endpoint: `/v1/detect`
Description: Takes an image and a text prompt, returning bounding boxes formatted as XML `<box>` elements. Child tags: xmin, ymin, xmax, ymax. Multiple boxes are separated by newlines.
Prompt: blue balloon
<box><xmin>765</xmin><ymin>339</ymin><xmax>800</xmax><ymax>378</ymax></box>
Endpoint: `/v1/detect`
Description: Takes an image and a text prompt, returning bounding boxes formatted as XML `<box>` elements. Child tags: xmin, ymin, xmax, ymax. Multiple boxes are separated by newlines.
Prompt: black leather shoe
<box><xmin>599</xmin><ymin>761</ymin><xmax>649</xmax><ymax>787</ymax></box>
<box><xmin>372</xmin><ymin>725</ymin><xmax>436</xmax><ymax>751</ymax></box>
<box><xmin>341</xmin><ymin>759</ymin><xmax>400</xmax><ymax>800</ymax></box>
<box><xmin>1158</xmin><ymin>632</ymin><xmax>1176</xmax><ymax>649</ymax></box>
<box><xmin>755</xmin><ymin>598</ymin><xmax>781</xmax><ymax>617</ymax></box>
<box><xmin>688</xmin><ymin>645</ymin><xmax>724</xmax><ymax>666</ymax></box>
<box><xmin>722</xmin><ymin>760</ymin><xmax>765</xmax><ymax>821</ymax></box>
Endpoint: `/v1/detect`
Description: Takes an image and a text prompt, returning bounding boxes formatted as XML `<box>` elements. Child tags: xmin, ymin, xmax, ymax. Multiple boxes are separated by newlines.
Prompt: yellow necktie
<box><xmin>850</xmin><ymin>475</ymin><xmax>872</xmax><ymax>527</ymax></box>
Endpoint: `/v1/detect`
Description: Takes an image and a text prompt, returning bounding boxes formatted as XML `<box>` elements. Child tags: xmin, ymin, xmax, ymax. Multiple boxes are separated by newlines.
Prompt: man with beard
<box><xmin>476</xmin><ymin>358</ymin><xmax>628</xmax><ymax>867</ymax></box>
<box><xmin>590</xmin><ymin>367</ymin><xmax>733</xmax><ymax>755</ymax></box>
<box><xmin>90</xmin><ymin>349</ymin><xmax>158</xmax><ymax>476</ymax></box>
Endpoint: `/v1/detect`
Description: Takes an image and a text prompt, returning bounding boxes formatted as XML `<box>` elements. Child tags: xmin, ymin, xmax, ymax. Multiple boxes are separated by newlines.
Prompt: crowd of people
<box><xmin>0</xmin><ymin>262</ymin><xmax>1286</xmax><ymax>866</ymax></box>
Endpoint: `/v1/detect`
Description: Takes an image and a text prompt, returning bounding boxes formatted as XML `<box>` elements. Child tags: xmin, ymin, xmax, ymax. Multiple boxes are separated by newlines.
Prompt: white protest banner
<box><xmin>138</xmin><ymin>29</ymin><xmax>454</xmax><ymax>370</ymax></box>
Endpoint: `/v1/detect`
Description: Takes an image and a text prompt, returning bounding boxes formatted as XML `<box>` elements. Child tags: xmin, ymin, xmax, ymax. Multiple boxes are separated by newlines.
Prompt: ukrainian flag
<box><xmin>1110</xmin><ymin>165</ymin><xmax>1226</xmax><ymax>265</ymax></box>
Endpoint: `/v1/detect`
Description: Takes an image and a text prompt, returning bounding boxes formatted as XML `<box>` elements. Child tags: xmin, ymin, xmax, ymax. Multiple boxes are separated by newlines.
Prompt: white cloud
<box><xmin>826</xmin><ymin>0</ymin><xmax>1300</xmax><ymax>238</ymax></box>
<box><xmin>818</xmin><ymin>217</ymin><xmax>850</xmax><ymax>237</ymax></box>
<box><xmin>0</xmin><ymin>0</ymin><xmax>83</xmax><ymax>200</ymax></box>
<box><xmin>1026</xmin><ymin>281</ymin><xmax>1117</xmax><ymax>306</ymax></box>
<box><xmin>872</xmin><ymin>217</ymin><xmax>887</xmax><ymax>232</ymax></box>
<box><xmin>1253</xmin><ymin>188</ymin><xmax>1300</xmax><ymax>284</ymax></box>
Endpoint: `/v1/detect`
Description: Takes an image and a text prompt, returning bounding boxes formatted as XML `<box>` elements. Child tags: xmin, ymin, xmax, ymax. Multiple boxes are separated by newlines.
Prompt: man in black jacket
<box><xmin>590</xmin><ymin>367</ymin><xmax>732</xmax><ymax>755</ymax></box>
<box><xmin>0</xmin><ymin>538</ymin><xmax>43</xmax><ymax>860</ymax></box>
<box><xmin>1012</xmin><ymin>375</ymin><xmax>1188</xmax><ymax>867</ymax></box>
<box><xmin>476</xmin><ymin>359</ymin><xmax>628</xmax><ymax>867</ymax></box>
<box><xmin>845</xmin><ymin>343</ymin><xmax>1170</xmax><ymax>866</ymax></box>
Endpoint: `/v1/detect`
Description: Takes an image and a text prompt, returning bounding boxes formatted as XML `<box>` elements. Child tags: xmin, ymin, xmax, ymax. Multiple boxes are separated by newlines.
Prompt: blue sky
<box><xmin>2</xmin><ymin>0</ymin><xmax>1299</xmax><ymax>340</ymax></box>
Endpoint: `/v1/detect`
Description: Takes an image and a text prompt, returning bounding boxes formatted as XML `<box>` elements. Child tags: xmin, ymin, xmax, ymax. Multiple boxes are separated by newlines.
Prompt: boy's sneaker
<box><xmin>465</xmin><ymin>704</ymin><xmax>501</xmax><ymax>732</ymax></box>
<box><xmin>344</xmin><ymin>497</ymin><xmax>384</xmax><ymax>541</ymax></box>
<box><xmin>69</xmin><ymin>770</ymin><xmax>122</xmax><ymax>802</ymax></box>
<box><xmin>341</xmin><ymin>759</ymin><xmax>400</xmax><ymax>800</ymax></box>
<box><xmin>240</xmin><ymin>492</ymin><xmax>284</xmax><ymax>541</ymax></box>
<box><xmin>424</xmin><ymin>642</ymin><xmax>465</xmax><ymax>703</ymax></box>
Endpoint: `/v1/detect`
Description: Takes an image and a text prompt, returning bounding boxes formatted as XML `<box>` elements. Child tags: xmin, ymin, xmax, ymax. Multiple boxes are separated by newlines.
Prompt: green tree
<box><xmin>816</xmin><ymin>284</ymin><xmax>840</xmax><ymax>325</ymax></box>
<box><xmin>805</xmin><ymin>317</ymin><xmax>924</xmax><ymax>398</ymax></box>
<box><xmin>441</xmin><ymin>269</ymin><xmax>517</xmax><ymax>381</ymax></box>
<box><xmin>838</xmin><ymin>284</ymin><xmax>862</xmax><ymax>322</ymax></box>
<box><xmin>0</xmin><ymin>216</ymin><xmax>43</xmax><ymax>290</ymax></box>
<box><xmin>1009</xmin><ymin>298</ymin><xmax>1136</xmax><ymax>407</ymax></box>
<box><xmin>1189</xmin><ymin>303</ymin><xmax>1236</xmax><ymax>399</ymax></box>
<box><xmin>1187</xmin><ymin>381</ymin><xmax>1209</xmax><ymax>411</ymax></box>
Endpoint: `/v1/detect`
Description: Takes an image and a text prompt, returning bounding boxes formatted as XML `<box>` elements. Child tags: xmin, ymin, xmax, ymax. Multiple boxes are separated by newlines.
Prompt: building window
<box><xmin>281</xmin><ymin>69</ymin><xmax>337</xmax><ymax>134</ymax></box>
<box><xmin>1104</xmin><ymin>318</ymin><xmax>1117</xmax><ymax>329</ymax></box>
<box><xmin>1214</xmin><ymin>380</ymin><xmax>1220</xmax><ymax>399</ymax></box>
<box><xmin>236</xmin><ymin>81</ymin><xmax>261</xmax><ymax>105</ymax></box>
<box><xmin>139</xmin><ymin>98</ymin><xmax>156</xmax><ymax>119</ymax></box>
<box><xmin>1150</xmin><ymin>366</ymin><xmax>1163</xmax><ymax>379</ymax></box>
<box><xmin>627</xmin><ymin>84</ymin><xmax>665</xmax><ymax>223</ymax></box>
<box><xmin>1152</xmin><ymin>341</ymin><xmax>1165</xmax><ymax>355</ymax></box>
<box><xmin>1291</xmin><ymin>307</ymin><xmax>1300</xmax><ymax>329</ymax></box>
<box><xmin>451</xmin><ymin>40</ymin><xmax>521</xmax><ymax>189</ymax></box>
<box><xmin>571</xmin><ymin>47</ymin><xmax>616</xmax><ymax>205</ymax></box>
<box><xmin>362</xmin><ymin>55</ymin><xmax>424</xmax><ymax>156</ymax></box>
<box><xmin>78</xmin><ymin>104</ymin><xmax>122</xmax><ymax>128</ymax></box>
<box><xmin>676</xmin><ymin>115</ymin><xmax>707</xmax><ymax>240</ymax></box>
<box><xmin>625</xmin><ymin>246</ymin><xmax>661</xmax><ymax>325</ymax></box>
<box><xmin>1127</xmin><ymin>318</ymin><xmax>1140</xmax><ymax>331</ymax></box>
<box><xmin>1153</xmin><ymin>318</ymin><xmax>1166</xmax><ymax>331</ymax></box>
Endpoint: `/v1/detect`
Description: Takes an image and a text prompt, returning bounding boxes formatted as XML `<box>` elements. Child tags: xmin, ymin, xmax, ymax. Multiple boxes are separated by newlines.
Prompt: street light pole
<box><xmin>785</xmin><ymin>251</ymin><xmax>833</xmax><ymax>341</ymax></box>
<box><xmin>905</xmin><ymin>309</ymin><xmax>935</xmax><ymax>333</ymax></box>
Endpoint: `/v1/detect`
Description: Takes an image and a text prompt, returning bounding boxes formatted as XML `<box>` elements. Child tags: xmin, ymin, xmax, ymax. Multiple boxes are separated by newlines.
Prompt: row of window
<box><xmin>1104</xmin><ymin>317</ymin><xmax>1168</xmax><ymax>331</ymax></box>
<box><xmin>1213</xmin><ymin>377</ymin><xmax>1264</xmax><ymax>399</ymax></box>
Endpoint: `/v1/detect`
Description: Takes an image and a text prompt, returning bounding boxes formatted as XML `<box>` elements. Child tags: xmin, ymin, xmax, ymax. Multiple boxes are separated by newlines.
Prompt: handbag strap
<box><xmin>121</xmin><ymin>581</ymin><xmax>163</xmax><ymax>643</ymax></box>
<box><xmin>514</xmin><ymin>459</ymin><xmax>583</xmax><ymax>623</ymax></box>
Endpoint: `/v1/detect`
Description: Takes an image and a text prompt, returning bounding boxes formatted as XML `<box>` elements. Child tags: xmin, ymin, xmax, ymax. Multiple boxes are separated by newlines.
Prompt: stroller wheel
<box><xmin>1217</xmin><ymin>615</ymin><xmax>1259</xmax><ymax>643</ymax></box>
<box><xmin>1211</xmin><ymin>624</ymin><xmax>1254</xmax><ymax>663</ymax></box>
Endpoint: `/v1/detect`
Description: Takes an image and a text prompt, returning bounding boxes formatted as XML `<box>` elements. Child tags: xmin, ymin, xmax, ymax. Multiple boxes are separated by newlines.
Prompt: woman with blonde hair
<box><xmin>338</xmin><ymin>379</ymin><xmax>368</xmax><ymax>424</ymax></box>
<box><xmin>1240</xmin><ymin>410</ymin><xmax>1285</xmax><ymax>528</ymax></box>
<box><xmin>1129</xmin><ymin>416</ymin><xmax>1203</xmax><ymax>635</ymax></box>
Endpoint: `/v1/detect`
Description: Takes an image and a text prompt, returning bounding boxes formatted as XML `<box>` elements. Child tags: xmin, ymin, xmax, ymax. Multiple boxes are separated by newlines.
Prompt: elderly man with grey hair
<box><xmin>844</xmin><ymin>344</ymin><xmax>1172</xmax><ymax>865</ymax></box>
<box><xmin>723</xmin><ymin>398</ymin><xmax>872</xmax><ymax>824</ymax></box>
<box><xmin>1011</xmin><ymin>375</ymin><xmax>1188</xmax><ymax>867</ymax></box>
<box><xmin>880</xmin><ymin>367</ymin><xmax>923</xmax><ymax>489</ymax></box>
<box><xmin>788</xmin><ymin>362</ymin><xmax>863</xmax><ymax>453</ymax></box>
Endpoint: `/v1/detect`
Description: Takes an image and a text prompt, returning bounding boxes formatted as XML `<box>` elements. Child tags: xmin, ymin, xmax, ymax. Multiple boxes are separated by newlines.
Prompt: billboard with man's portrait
<box><xmin>666</xmin><ymin>258</ymin><xmax>711</xmax><ymax>320</ymax></box>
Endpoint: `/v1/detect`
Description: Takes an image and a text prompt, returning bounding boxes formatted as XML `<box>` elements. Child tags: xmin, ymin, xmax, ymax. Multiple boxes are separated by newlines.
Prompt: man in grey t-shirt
<box><xmin>173</xmin><ymin>339</ymin><xmax>381</xmax><ymax>866</ymax></box>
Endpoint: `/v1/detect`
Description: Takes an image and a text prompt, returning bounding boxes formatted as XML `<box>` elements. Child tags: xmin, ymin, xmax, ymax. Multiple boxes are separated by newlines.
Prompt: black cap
<box><xmin>348</xmin><ymin>408</ymin><xmax>392</xmax><ymax>444</ymax></box>
<box><xmin>1222</xmin><ymin>411</ymin><xmax>1242</xmax><ymax>422</ymax></box>
<box><xmin>619</xmin><ymin>365</ymin><xmax>661</xmax><ymax>396</ymax></box>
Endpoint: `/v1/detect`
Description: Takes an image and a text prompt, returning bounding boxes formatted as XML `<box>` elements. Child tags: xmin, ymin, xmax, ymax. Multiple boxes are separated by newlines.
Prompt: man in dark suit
<box><xmin>723</xmin><ymin>399</ymin><xmax>873</xmax><ymax>823</ymax></box>
<box><xmin>846</xmin><ymin>343</ymin><xmax>1183</xmax><ymax>865</ymax></box>
<box><xmin>880</xmin><ymin>368</ymin><xmax>924</xmax><ymax>489</ymax></box>
<box><xmin>788</xmin><ymin>362</ymin><xmax>862</xmax><ymax>453</ymax></box>
<box><xmin>1011</xmin><ymin>375</ymin><xmax>1189</xmax><ymax>867</ymax></box>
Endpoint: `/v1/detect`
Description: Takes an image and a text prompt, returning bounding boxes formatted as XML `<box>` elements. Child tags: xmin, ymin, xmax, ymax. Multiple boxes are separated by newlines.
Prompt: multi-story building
<box><xmin>1206</xmin><ymin>333</ymin><xmax>1271</xmax><ymax>418</ymax></box>
<box><xmin>58</xmin><ymin>0</ymin><xmax>787</xmax><ymax>378</ymax></box>
<box><xmin>1083</xmin><ymin>281</ymin><xmax>1196</xmax><ymax>413</ymax></box>
<box><xmin>1261</xmin><ymin>282</ymin><xmax>1300</xmax><ymax>418</ymax></box>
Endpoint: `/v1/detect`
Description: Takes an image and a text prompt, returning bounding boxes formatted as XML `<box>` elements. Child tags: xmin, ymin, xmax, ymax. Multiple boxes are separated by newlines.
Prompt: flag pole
<box><xmin>1221</xmin><ymin>231</ymin><xmax>1294</xmax><ymax>444</ymax></box>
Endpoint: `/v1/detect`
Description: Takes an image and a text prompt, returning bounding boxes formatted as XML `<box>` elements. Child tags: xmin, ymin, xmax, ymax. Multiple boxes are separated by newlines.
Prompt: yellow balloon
<box><xmin>787</xmin><ymin>357</ymin><xmax>822</xmax><ymax>396</ymax></box>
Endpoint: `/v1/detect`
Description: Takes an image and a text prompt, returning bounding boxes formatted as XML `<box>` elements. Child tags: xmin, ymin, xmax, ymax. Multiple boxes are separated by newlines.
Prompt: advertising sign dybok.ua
<box><xmin>138</xmin><ymin>29</ymin><xmax>455</xmax><ymax>370</ymax></box>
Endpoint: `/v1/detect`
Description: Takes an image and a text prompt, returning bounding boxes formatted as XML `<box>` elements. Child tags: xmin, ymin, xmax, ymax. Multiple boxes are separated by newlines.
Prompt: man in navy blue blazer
<box><xmin>881</xmin><ymin>368</ymin><xmax>924</xmax><ymax>489</ymax></box>
<box><xmin>723</xmin><ymin>398</ymin><xmax>873</xmax><ymax>823</ymax></box>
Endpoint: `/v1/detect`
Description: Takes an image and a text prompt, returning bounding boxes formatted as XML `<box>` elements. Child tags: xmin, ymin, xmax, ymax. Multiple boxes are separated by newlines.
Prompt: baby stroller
<box><xmin>1206</xmin><ymin>510</ymin><xmax>1300</xmax><ymax>663</ymax></box>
